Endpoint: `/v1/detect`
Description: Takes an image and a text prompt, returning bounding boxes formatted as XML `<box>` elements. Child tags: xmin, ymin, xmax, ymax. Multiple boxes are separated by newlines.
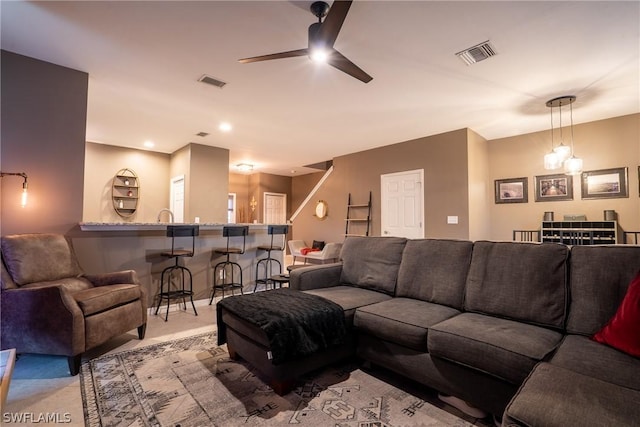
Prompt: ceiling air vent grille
<box><xmin>198</xmin><ymin>74</ymin><xmax>227</xmax><ymax>88</ymax></box>
<box><xmin>455</xmin><ymin>41</ymin><xmax>497</xmax><ymax>65</ymax></box>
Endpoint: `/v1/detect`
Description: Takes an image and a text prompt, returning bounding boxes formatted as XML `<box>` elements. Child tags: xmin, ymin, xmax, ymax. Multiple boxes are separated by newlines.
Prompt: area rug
<box><xmin>80</xmin><ymin>331</ymin><xmax>473</xmax><ymax>427</ymax></box>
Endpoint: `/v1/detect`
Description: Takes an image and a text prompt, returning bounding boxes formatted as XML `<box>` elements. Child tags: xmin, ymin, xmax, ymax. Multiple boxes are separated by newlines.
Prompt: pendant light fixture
<box><xmin>544</xmin><ymin>95</ymin><xmax>582</xmax><ymax>175</ymax></box>
<box><xmin>563</xmin><ymin>97</ymin><xmax>583</xmax><ymax>175</ymax></box>
<box><xmin>543</xmin><ymin>101</ymin><xmax>561</xmax><ymax>170</ymax></box>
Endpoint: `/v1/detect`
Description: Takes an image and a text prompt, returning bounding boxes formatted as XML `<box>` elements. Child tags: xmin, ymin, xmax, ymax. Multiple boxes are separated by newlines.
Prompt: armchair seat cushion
<box><xmin>74</xmin><ymin>284</ymin><xmax>142</xmax><ymax>316</ymax></box>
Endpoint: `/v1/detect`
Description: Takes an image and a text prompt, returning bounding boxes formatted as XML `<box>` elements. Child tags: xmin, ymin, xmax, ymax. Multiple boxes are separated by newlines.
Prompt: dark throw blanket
<box><xmin>217</xmin><ymin>288</ymin><xmax>347</xmax><ymax>365</ymax></box>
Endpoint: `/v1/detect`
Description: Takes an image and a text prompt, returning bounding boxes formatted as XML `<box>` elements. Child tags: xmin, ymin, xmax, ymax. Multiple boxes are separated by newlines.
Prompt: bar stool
<box><xmin>209</xmin><ymin>225</ymin><xmax>249</xmax><ymax>303</ymax></box>
<box><xmin>155</xmin><ymin>225</ymin><xmax>199</xmax><ymax>321</ymax></box>
<box><xmin>254</xmin><ymin>225</ymin><xmax>288</xmax><ymax>292</ymax></box>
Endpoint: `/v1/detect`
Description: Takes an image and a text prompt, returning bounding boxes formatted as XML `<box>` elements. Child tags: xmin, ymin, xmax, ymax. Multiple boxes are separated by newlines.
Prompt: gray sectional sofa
<box><xmin>289</xmin><ymin>236</ymin><xmax>640</xmax><ymax>426</ymax></box>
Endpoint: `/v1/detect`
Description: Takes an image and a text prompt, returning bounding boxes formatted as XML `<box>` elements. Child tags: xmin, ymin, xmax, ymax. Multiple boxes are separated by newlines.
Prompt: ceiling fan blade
<box><xmin>318</xmin><ymin>0</ymin><xmax>352</xmax><ymax>47</ymax></box>
<box><xmin>239</xmin><ymin>49</ymin><xmax>308</xmax><ymax>63</ymax></box>
<box><xmin>327</xmin><ymin>49</ymin><xmax>372</xmax><ymax>83</ymax></box>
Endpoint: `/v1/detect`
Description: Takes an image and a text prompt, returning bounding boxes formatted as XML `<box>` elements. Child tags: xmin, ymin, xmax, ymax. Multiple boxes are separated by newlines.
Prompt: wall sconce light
<box><xmin>236</xmin><ymin>163</ymin><xmax>254</xmax><ymax>172</ymax></box>
<box><xmin>0</xmin><ymin>172</ymin><xmax>28</xmax><ymax>207</ymax></box>
<box><xmin>249</xmin><ymin>196</ymin><xmax>257</xmax><ymax>212</ymax></box>
<box><xmin>544</xmin><ymin>96</ymin><xmax>582</xmax><ymax>175</ymax></box>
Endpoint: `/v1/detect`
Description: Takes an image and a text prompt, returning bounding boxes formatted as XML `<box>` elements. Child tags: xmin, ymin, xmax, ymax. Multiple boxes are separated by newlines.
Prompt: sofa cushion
<box><xmin>503</xmin><ymin>363</ymin><xmax>640</xmax><ymax>427</ymax></box>
<box><xmin>303</xmin><ymin>285</ymin><xmax>392</xmax><ymax>325</ymax></box>
<box><xmin>1</xmin><ymin>234</ymin><xmax>83</xmax><ymax>286</ymax></box>
<box><xmin>74</xmin><ymin>284</ymin><xmax>142</xmax><ymax>316</ymax></box>
<box><xmin>354</xmin><ymin>297</ymin><xmax>460</xmax><ymax>352</ymax></box>
<box><xmin>566</xmin><ymin>245</ymin><xmax>640</xmax><ymax>336</ymax></box>
<box><xmin>592</xmin><ymin>270</ymin><xmax>640</xmax><ymax>357</ymax></box>
<box><xmin>339</xmin><ymin>236</ymin><xmax>407</xmax><ymax>295</ymax></box>
<box><xmin>428</xmin><ymin>312</ymin><xmax>563</xmax><ymax>385</ymax></box>
<box><xmin>550</xmin><ymin>335</ymin><xmax>640</xmax><ymax>391</ymax></box>
<box><xmin>464</xmin><ymin>241</ymin><xmax>568</xmax><ymax>329</ymax></box>
<box><xmin>396</xmin><ymin>239</ymin><xmax>473</xmax><ymax>309</ymax></box>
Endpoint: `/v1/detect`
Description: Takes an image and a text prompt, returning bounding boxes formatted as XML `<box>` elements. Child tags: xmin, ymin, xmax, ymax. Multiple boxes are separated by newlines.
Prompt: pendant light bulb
<box><xmin>544</xmin><ymin>151</ymin><xmax>561</xmax><ymax>170</ymax></box>
<box><xmin>564</xmin><ymin>155</ymin><xmax>583</xmax><ymax>176</ymax></box>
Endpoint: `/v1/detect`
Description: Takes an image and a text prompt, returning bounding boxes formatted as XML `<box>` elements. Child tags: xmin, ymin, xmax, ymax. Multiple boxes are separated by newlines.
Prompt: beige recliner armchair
<box><xmin>0</xmin><ymin>233</ymin><xmax>147</xmax><ymax>375</ymax></box>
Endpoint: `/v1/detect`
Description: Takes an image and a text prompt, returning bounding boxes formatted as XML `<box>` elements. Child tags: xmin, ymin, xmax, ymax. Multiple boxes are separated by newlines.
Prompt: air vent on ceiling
<box><xmin>198</xmin><ymin>74</ymin><xmax>227</xmax><ymax>88</ymax></box>
<box><xmin>455</xmin><ymin>41</ymin><xmax>497</xmax><ymax>65</ymax></box>
<box><xmin>196</xmin><ymin>132</ymin><xmax>209</xmax><ymax>137</ymax></box>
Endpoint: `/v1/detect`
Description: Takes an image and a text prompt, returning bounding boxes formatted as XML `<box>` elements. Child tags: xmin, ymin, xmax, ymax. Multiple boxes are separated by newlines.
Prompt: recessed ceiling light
<box><xmin>144</xmin><ymin>141</ymin><xmax>155</xmax><ymax>148</ymax></box>
<box><xmin>236</xmin><ymin>163</ymin><xmax>253</xmax><ymax>172</ymax></box>
<box><xmin>219</xmin><ymin>122</ymin><xmax>232</xmax><ymax>132</ymax></box>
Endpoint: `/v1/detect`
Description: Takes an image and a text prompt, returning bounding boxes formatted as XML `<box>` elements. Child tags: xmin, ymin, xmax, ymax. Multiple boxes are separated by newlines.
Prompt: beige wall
<box><xmin>488</xmin><ymin>114</ymin><xmax>640</xmax><ymax>241</ymax></box>
<box><xmin>188</xmin><ymin>143</ymin><xmax>229</xmax><ymax>223</ymax></box>
<box><xmin>83</xmin><ymin>143</ymin><xmax>170</xmax><ymax>222</ymax></box>
<box><xmin>229</xmin><ymin>173</ymin><xmax>250</xmax><ymax>223</ymax></box>
<box><xmin>467</xmin><ymin>129</ymin><xmax>491</xmax><ymax>241</ymax></box>
<box><xmin>1</xmin><ymin>50</ymin><xmax>88</xmax><ymax>235</ymax></box>
<box><xmin>290</xmin><ymin>129</ymin><xmax>471</xmax><ymax>246</ymax></box>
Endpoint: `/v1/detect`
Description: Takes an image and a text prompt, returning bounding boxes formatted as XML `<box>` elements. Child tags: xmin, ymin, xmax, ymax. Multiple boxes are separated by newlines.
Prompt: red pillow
<box><xmin>592</xmin><ymin>270</ymin><xmax>640</xmax><ymax>357</ymax></box>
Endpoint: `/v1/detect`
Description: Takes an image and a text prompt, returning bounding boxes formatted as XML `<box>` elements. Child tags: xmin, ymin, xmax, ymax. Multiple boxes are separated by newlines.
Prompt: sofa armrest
<box><xmin>0</xmin><ymin>286</ymin><xmax>84</xmax><ymax>356</ymax></box>
<box><xmin>83</xmin><ymin>270</ymin><xmax>140</xmax><ymax>287</ymax></box>
<box><xmin>289</xmin><ymin>263</ymin><xmax>343</xmax><ymax>291</ymax></box>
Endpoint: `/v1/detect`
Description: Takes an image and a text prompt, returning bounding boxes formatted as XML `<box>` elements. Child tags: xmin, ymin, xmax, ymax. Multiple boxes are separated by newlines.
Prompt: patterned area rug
<box><xmin>80</xmin><ymin>331</ymin><xmax>473</xmax><ymax>426</ymax></box>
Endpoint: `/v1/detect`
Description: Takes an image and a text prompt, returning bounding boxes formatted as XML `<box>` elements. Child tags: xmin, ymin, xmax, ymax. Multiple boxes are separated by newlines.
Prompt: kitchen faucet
<box><xmin>157</xmin><ymin>208</ymin><xmax>174</xmax><ymax>223</ymax></box>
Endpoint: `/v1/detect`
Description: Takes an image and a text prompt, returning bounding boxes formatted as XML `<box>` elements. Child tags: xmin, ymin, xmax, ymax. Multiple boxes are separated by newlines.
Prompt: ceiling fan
<box><xmin>239</xmin><ymin>0</ymin><xmax>372</xmax><ymax>83</ymax></box>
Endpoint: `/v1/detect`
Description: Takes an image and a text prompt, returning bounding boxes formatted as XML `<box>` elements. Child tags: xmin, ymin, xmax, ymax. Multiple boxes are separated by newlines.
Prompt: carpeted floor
<box><xmin>80</xmin><ymin>331</ymin><xmax>482</xmax><ymax>426</ymax></box>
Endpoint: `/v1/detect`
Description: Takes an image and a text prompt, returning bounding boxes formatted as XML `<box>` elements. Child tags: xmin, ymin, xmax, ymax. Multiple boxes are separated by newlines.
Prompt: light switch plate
<box><xmin>447</xmin><ymin>216</ymin><xmax>459</xmax><ymax>224</ymax></box>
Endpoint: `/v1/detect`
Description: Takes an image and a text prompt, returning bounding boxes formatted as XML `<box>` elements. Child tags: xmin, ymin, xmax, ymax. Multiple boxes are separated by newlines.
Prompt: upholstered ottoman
<box><xmin>216</xmin><ymin>288</ymin><xmax>356</xmax><ymax>395</ymax></box>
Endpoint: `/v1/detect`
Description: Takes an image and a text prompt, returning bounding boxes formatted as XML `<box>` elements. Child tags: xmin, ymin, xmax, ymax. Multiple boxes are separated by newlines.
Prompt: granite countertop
<box><xmin>79</xmin><ymin>222</ymin><xmax>271</xmax><ymax>231</ymax></box>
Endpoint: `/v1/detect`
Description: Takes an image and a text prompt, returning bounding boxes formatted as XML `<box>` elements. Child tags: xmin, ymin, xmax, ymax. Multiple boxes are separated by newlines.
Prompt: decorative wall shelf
<box><xmin>112</xmin><ymin>168</ymin><xmax>139</xmax><ymax>218</ymax></box>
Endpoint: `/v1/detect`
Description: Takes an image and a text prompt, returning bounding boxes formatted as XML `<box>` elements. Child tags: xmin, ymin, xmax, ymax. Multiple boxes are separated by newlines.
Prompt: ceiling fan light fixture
<box><xmin>310</xmin><ymin>48</ymin><xmax>329</xmax><ymax>63</ymax></box>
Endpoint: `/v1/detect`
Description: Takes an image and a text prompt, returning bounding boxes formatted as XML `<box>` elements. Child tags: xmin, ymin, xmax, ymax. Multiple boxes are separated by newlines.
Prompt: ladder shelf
<box><xmin>345</xmin><ymin>192</ymin><xmax>372</xmax><ymax>237</ymax></box>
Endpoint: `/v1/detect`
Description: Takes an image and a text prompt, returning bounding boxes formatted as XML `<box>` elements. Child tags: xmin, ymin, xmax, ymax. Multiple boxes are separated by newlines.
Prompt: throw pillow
<box><xmin>592</xmin><ymin>270</ymin><xmax>640</xmax><ymax>357</ymax></box>
<box><xmin>312</xmin><ymin>240</ymin><xmax>325</xmax><ymax>250</ymax></box>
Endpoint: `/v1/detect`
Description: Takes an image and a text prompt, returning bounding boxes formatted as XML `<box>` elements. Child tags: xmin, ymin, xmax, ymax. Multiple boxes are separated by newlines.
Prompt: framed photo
<box><xmin>534</xmin><ymin>173</ymin><xmax>573</xmax><ymax>202</ymax></box>
<box><xmin>495</xmin><ymin>177</ymin><xmax>528</xmax><ymax>204</ymax></box>
<box><xmin>581</xmin><ymin>167</ymin><xmax>629</xmax><ymax>199</ymax></box>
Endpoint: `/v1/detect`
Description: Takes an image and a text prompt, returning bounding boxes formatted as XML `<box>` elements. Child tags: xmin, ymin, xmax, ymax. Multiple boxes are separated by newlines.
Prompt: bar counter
<box><xmin>73</xmin><ymin>222</ymin><xmax>285</xmax><ymax>311</ymax></box>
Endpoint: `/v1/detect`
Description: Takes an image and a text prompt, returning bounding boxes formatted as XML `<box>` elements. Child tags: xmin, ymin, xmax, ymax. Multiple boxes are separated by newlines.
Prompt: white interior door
<box><xmin>170</xmin><ymin>175</ymin><xmax>185</xmax><ymax>223</ymax></box>
<box><xmin>381</xmin><ymin>169</ymin><xmax>424</xmax><ymax>238</ymax></box>
<box><xmin>263</xmin><ymin>192</ymin><xmax>286</xmax><ymax>224</ymax></box>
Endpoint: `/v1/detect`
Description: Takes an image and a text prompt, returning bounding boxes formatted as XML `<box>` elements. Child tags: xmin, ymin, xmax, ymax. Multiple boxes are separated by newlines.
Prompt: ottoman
<box><xmin>216</xmin><ymin>288</ymin><xmax>356</xmax><ymax>395</ymax></box>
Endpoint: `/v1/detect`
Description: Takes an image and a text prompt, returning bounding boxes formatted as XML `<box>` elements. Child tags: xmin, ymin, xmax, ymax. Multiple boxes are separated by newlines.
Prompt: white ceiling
<box><xmin>2</xmin><ymin>1</ymin><xmax>639</xmax><ymax>176</ymax></box>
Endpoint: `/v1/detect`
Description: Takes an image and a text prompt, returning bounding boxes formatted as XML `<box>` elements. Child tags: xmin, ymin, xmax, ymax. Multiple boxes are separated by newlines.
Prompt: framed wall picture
<box><xmin>495</xmin><ymin>177</ymin><xmax>528</xmax><ymax>204</ymax></box>
<box><xmin>534</xmin><ymin>173</ymin><xmax>573</xmax><ymax>202</ymax></box>
<box><xmin>581</xmin><ymin>167</ymin><xmax>629</xmax><ymax>199</ymax></box>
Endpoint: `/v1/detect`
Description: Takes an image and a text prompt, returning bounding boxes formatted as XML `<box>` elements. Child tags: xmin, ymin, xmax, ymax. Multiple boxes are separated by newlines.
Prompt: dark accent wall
<box><xmin>1</xmin><ymin>50</ymin><xmax>88</xmax><ymax>235</ymax></box>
